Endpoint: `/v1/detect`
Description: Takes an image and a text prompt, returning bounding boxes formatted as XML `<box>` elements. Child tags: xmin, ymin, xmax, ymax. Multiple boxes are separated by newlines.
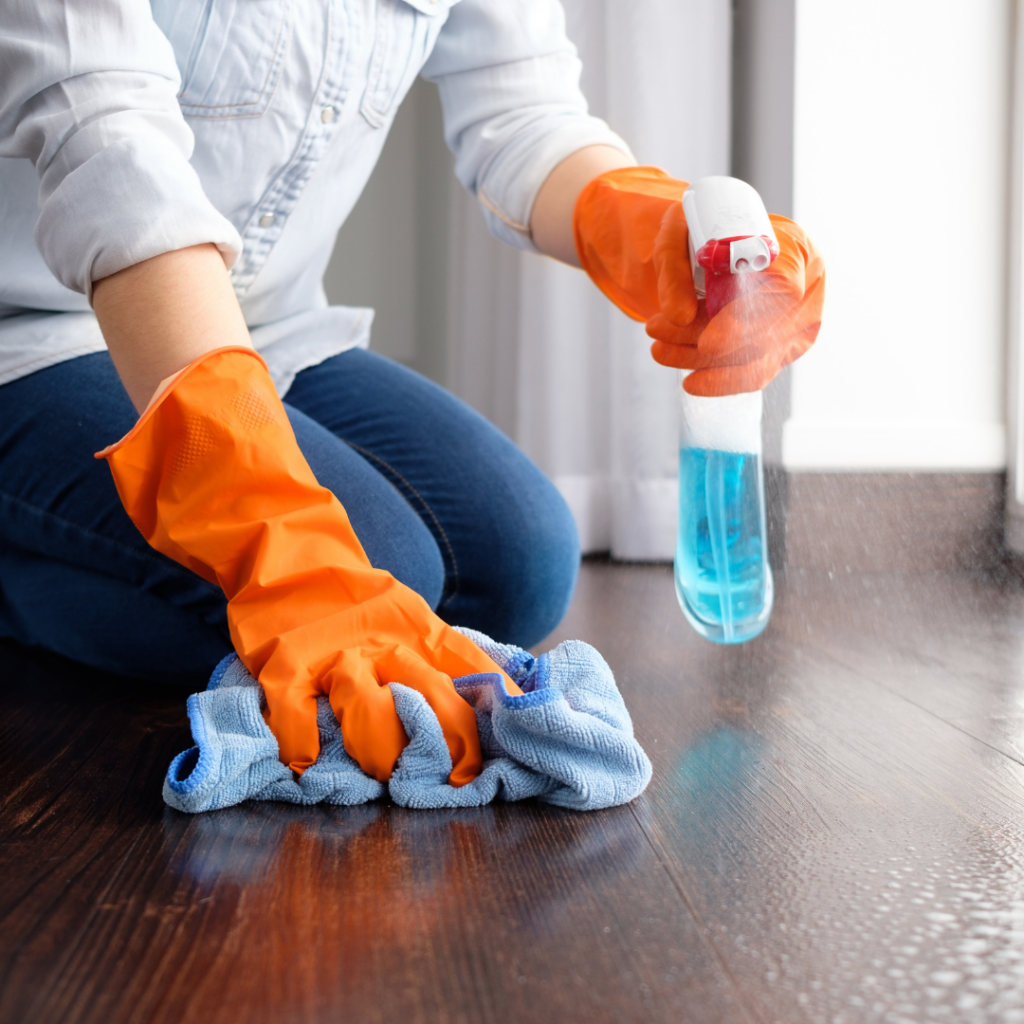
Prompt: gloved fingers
<box><xmin>759</xmin><ymin>215</ymin><xmax>825</xmax><ymax>353</ymax></box>
<box><xmin>653</xmin><ymin>204</ymin><xmax>699</xmax><ymax>327</ymax></box>
<box><xmin>720</xmin><ymin>267</ymin><xmax>805</xmax><ymax>329</ymax></box>
<box><xmin>355</xmin><ymin>575</ymin><xmax>525</xmax><ymax>695</ymax></box>
<box><xmin>647</xmin><ymin>309</ymin><xmax>704</xmax><ymax>354</ymax></box>
<box><xmin>679</xmin><ymin>311</ymin><xmax>808</xmax><ymax>394</ymax></box>
<box><xmin>773</xmin><ymin>223</ymin><xmax>826</xmax><ymax>352</ymax></box>
<box><xmin>260</xmin><ymin>671</ymin><xmax>325</xmax><ymax>774</ymax></box>
<box><xmin>769</xmin><ymin>214</ymin><xmax>825</xmax><ymax>282</ymax></box>
<box><xmin>325</xmin><ymin>652</ymin><xmax>410</xmax><ymax>782</ymax></box>
<box><xmin>691</xmin><ymin>259</ymin><xmax>823</xmax><ymax>388</ymax></box>
<box><xmin>648</xmin><ymin>308</ymin><xmax>768</xmax><ymax>372</ymax></box>
<box><xmin>651</xmin><ymin>289</ymin><xmax>819</xmax><ymax>394</ymax></box>
<box><xmin>375</xmin><ymin>646</ymin><xmax>483</xmax><ymax>787</ymax></box>
<box><xmin>430</xmin><ymin>626</ymin><xmax>525</xmax><ymax>697</ymax></box>
<box><xmin>649</xmin><ymin>338</ymin><xmax>700</xmax><ymax>370</ymax></box>
<box><xmin>655</xmin><ymin>268</ymin><xmax>805</xmax><ymax>374</ymax></box>
<box><xmin>648</xmin><ymin>267</ymin><xmax>799</xmax><ymax>356</ymax></box>
<box><xmin>651</xmin><ymin>331</ymin><xmax>782</xmax><ymax>393</ymax></box>
<box><xmin>682</xmin><ymin>348</ymin><xmax>784</xmax><ymax>397</ymax></box>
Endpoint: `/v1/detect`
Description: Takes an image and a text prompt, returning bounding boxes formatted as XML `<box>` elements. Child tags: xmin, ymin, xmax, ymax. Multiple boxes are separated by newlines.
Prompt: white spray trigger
<box><xmin>683</xmin><ymin>176</ymin><xmax>778</xmax><ymax>296</ymax></box>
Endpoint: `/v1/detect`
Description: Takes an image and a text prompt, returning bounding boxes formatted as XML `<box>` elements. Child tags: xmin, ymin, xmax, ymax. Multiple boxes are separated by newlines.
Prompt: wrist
<box><xmin>530</xmin><ymin>145</ymin><xmax>636</xmax><ymax>266</ymax></box>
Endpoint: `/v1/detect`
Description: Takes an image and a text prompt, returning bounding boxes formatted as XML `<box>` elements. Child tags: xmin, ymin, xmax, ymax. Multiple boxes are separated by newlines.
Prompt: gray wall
<box><xmin>731</xmin><ymin>0</ymin><xmax>796</xmax><ymax>219</ymax></box>
<box><xmin>731</xmin><ymin>0</ymin><xmax>796</xmax><ymax>469</ymax></box>
<box><xmin>730</xmin><ymin>0</ymin><xmax>797</xmax><ymax>559</ymax></box>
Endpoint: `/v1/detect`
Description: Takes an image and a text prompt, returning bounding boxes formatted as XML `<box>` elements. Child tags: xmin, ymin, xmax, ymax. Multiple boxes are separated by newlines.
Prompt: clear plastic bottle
<box><xmin>674</xmin><ymin>375</ymin><xmax>773</xmax><ymax>643</ymax></box>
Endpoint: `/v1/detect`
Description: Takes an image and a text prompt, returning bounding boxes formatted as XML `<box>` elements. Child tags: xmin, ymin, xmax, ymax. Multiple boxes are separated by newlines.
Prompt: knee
<box><xmin>480</xmin><ymin>475</ymin><xmax>580</xmax><ymax>650</ymax></box>
<box><xmin>516</xmin><ymin>482</ymin><xmax>580</xmax><ymax>646</ymax></box>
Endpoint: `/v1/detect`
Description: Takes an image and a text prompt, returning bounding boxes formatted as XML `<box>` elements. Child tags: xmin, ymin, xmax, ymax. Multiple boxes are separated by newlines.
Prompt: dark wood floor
<box><xmin>5</xmin><ymin>508</ymin><xmax>1024</xmax><ymax>1022</ymax></box>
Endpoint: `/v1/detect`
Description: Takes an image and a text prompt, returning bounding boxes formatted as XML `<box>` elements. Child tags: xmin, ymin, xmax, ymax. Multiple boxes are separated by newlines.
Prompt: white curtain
<box><xmin>446</xmin><ymin>0</ymin><xmax>732</xmax><ymax>559</ymax></box>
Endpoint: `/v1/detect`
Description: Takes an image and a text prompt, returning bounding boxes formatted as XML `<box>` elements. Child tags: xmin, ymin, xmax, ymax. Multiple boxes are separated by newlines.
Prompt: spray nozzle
<box><xmin>695</xmin><ymin>234</ymin><xmax>780</xmax><ymax>277</ymax></box>
<box><xmin>682</xmin><ymin>177</ymin><xmax>779</xmax><ymax>317</ymax></box>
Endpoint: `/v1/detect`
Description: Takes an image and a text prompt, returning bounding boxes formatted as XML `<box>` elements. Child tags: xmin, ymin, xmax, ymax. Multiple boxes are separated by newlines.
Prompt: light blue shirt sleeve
<box><xmin>423</xmin><ymin>0</ymin><xmax>635</xmax><ymax>251</ymax></box>
<box><xmin>0</xmin><ymin>0</ymin><xmax>242</xmax><ymax>298</ymax></box>
<box><xmin>0</xmin><ymin>0</ymin><xmax>634</xmax><ymax>391</ymax></box>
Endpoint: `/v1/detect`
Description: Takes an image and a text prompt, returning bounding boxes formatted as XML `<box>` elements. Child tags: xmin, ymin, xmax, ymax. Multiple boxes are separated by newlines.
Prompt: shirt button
<box><xmin>321</xmin><ymin>106</ymin><xmax>336</xmax><ymax>123</ymax></box>
<box><xmin>259</xmin><ymin>213</ymin><xmax>275</xmax><ymax>228</ymax></box>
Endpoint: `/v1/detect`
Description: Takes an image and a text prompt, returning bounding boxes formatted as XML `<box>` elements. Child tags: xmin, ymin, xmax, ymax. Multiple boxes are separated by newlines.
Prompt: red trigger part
<box><xmin>697</xmin><ymin>235</ymin><xmax>780</xmax><ymax>318</ymax></box>
<box><xmin>705</xmin><ymin>275</ymin><xmax>744</xmax><ymax>320</ymax></box>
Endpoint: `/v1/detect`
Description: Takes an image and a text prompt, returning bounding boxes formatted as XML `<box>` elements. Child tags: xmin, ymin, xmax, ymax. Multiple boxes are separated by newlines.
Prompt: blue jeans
<box><xmin>0</xmin><ymin>349</ymin><xmax>579</xmax><ymax>685</ymax></box>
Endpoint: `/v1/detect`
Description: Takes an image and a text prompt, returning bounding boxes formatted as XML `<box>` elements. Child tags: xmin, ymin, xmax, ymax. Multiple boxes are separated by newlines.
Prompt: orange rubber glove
<box><xmin>573</xmin><ymin>166</ymin><xmax>825</xmax><ymax>396</ymax></box>
<box><xmin>96</xmin><ymin>347</ymin><xmax>521</xmax><ymax>784</ymax></box>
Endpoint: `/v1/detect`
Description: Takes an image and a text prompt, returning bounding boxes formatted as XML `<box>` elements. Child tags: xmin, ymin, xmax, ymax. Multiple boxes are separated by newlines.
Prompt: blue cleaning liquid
<box><xmin>674</xmin><ymin>446</ymin><xmax>773</xmax><ymax>643</ymax></box>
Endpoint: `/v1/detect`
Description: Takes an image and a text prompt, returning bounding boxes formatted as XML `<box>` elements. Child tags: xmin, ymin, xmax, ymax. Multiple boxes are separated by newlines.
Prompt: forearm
<box><xmin>529</xmin><ymin>145</ymin><xmax>636</xmax><ymax>266</ymax></box>
<box><xmin>94</xmin><ymin>146</ymin><xmax>631</xmax><ymax>413</ymax></box>
<box><xmin>92</xmin><ymin>244</ymin><xmax>252</xmax><ymax>413</ymax></box>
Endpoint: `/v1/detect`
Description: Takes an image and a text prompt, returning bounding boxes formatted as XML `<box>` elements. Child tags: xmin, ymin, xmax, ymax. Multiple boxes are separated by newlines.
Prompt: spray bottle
<box><xmin>674</xmin><ymin>176</ymin><xmax>778</xmax><ymax>644</ymax></box>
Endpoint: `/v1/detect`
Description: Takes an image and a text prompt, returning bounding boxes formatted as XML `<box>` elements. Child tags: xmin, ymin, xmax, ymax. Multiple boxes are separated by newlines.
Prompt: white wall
<box><xmin>782</xmin><ymin>0</ymin><xmax>1013</xmax><ymax>472</ymax></box>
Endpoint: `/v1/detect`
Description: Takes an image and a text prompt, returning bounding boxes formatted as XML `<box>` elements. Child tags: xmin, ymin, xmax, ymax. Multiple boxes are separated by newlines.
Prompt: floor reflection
<box><xmin>161</xmin><ymin>798</ymin><xmax>648</xmax><ymax>939</ymax></box>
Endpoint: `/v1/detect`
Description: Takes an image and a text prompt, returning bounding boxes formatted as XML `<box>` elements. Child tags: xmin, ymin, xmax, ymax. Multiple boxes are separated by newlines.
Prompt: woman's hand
<box><xmin>568</xmin><ymin>165</ymin><xmax>825</xmax><ymax>395</ymax></box>
<box><xmin>98</xmin><ymin>347</ymin><xmax>519</xmax><ymax>783</ymax></box>
<box><xmin>94</xmin><ymin>248</ymin><xmax>515</xmax><ymax>784</ymax></box>
<box><xmin>644</xmin><ymin>210</ymin><xmax>825</xmax><ymax>396</ymax></box>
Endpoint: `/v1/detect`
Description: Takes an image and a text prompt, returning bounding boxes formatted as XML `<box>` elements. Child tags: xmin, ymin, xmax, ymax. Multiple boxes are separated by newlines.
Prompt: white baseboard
<box><xmin>553</xmin><ymin>475</ymin><xmax>677</xmax><ymax>561</ymax></box>
<box><xmin>782</xmin><ymin>419</ymin><xmax>1007</xmax><ymax>472</ymax></box>
<box><xmin>554</xmin><ymin>476</ymin><xmax>612</xmax><ymax>555</ymax></box>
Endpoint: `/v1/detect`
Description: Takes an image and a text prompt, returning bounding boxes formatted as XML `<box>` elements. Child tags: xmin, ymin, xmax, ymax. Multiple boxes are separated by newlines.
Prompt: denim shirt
<box><xmin>0</xmin><ymin>0</ymin><xmax>629</xmax><ymax>391</ymax></box>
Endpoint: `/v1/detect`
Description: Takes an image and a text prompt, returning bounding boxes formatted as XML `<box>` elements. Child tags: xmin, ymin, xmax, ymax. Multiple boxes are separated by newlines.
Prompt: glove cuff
<box><xmin>94</xmin><ymin>345</ymin><xmax>269</xmax><ymax>459</ymax></box>
<box><xmin>94</xmin><ymin>345</ymin><xmax>359</xmax><ymax>592</ymax></box>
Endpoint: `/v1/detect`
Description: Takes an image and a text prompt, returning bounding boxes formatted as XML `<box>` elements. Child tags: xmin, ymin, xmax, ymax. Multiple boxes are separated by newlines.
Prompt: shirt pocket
<box><xmin>360</xmin><ymin>0</ymin><xmax>456</xmax><ymax>128</ymax></box>
<box><xmin>151</xmin><ymin>0</ymin><xmax>294</xmax><ymax>118</ymax></box>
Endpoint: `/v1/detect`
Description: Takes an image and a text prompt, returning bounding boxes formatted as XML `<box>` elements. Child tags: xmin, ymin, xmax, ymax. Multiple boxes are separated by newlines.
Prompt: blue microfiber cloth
<box><xmin>163</xmin><ymin>628</ymin><xmax>652</xmax><ymax>813</ymax></box>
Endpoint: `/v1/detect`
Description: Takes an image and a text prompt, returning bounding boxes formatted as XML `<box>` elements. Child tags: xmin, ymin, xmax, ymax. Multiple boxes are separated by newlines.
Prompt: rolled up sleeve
<box><xmin>422</xmin><ymin>0</ymin><xmax>634</xmax><ymax>251</ymax></box>
<box><xmin>0</xmin><ymin>0</ymin><xmax>242</xmax><ymax>298</ymax></box>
